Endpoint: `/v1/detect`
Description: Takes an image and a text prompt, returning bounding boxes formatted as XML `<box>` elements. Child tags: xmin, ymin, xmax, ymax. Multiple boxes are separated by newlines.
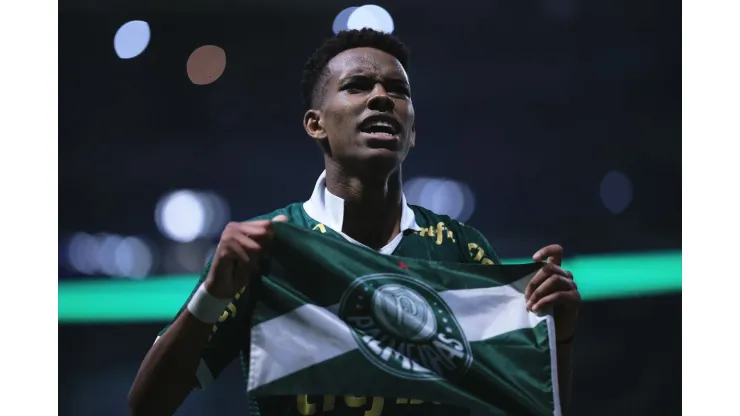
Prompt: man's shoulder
<box><xmin>409</xmin><ymin>204</ymin><xmax>480</xmax><ymax>236</ymax></box>
<box><xmin>242</xmin><ymin>202</ymin><xmax>315</xmax><ymax>229</ymax></box>
<box><xmin>408</xmin><ymin>204</ymin><xmax>499</xmax><ymax>264</ymax></box>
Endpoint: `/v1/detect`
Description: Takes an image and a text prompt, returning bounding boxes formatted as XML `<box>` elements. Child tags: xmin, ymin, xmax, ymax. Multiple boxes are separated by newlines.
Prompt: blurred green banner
<box><xmin>58</xmin><ymin>251</ymin><xmax>681</xmax><ymax>323</ymax></box>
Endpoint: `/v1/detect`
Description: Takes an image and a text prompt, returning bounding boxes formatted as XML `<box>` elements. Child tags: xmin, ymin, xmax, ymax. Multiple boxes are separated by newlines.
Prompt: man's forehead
<box><xmin>327</xmin><ymin>47</ymin><xmax>408</xmax><ymax>80</ymax></box>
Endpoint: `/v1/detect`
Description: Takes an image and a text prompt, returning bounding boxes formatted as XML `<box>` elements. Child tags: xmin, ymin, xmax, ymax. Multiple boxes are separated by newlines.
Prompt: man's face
<box><xmin>305</xmin><ymin>47</ymin><xmax>415</xmax><ymax>174</ymax></box>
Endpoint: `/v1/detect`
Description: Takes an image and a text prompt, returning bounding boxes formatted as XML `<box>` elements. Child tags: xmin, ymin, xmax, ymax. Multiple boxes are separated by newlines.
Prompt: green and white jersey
<box><xmin>161</xmin><ymin>171</ymin><xmax>511</xmax><ymax>416</ymax></box>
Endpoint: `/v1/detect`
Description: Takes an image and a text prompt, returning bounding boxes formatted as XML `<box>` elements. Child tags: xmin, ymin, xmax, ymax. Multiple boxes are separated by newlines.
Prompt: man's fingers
<box><xmin>220</xmin><ymin>221</ymin><xmax>271</xmax><ymax>261</ymax></box>
<box><xmin>216</xmin><ymin>240</ymin><xmax>251</xmax><ymax>264</ymax></box>
<box><xmin>246</xmin><ymin>216</ymin><xmax>288</xmax><ymax>239</ymax></box>
<box><xmin>234</xmin><ymin>220</ymin><xmax>272</xmax><ymax>233</ymax></box>
<box><xmin>532</xmin><ymin>244</ymin><xmax>564</xmax><ymax>265</ymax></box>
<box><xmin>531</xmin><ymin>290</ymin><xmax>580</xmax><ymax>313</ymax></box>
<box><xmin>524</xmin><ymin>263</ymin><xmax>570</xmax><ymax>300</ymax></box>
<box><xmin>525</xmin><ymin>268</ymin><xmax>550</xmax><ymax>300</ymax></box>
<box><xmin>526</xmin><ymin>275</ymin><xmax>575</xmax><ymax>310</ymax></box>
<box><xmin>232</xmin><ymin>232</ymin><xmax>263</xmax><ymax>252</ymax></box>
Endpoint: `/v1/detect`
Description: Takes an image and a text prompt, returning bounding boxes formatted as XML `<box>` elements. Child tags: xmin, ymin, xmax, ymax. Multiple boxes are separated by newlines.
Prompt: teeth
<box><xmin>371</xmin><ymin>121</ymin><xmax>392</xmax><ymax>128</ymax></box>
<box><xmin>364</xmin><ymin>120</ymin><xmax>396</xmax><ymax>134</ymax></box>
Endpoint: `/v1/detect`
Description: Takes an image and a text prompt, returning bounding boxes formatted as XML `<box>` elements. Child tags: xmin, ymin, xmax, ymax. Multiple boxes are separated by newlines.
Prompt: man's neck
<box><xmin>324</xmin><ymin>161</ymin><xmax>403</xmax><ymax>250</ymax></box>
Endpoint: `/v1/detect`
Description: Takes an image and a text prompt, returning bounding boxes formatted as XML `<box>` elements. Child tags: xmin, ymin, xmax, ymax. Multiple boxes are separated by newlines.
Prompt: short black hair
<box><xmin>300</xmin><ymin>28</ymin><xmax>411</xmax><ymax>111</ymax></box>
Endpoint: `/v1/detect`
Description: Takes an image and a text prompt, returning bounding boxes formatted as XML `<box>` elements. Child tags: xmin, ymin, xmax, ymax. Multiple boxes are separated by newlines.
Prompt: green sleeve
<box><xmin>457</xmin><ymin>223</ymin><xmax>502</xmax><ymax>265</ymax></box>
<box><xmin>158</xmin><ymin>256</ymin><xmax>251</xmax><ymax>387</ymax></box>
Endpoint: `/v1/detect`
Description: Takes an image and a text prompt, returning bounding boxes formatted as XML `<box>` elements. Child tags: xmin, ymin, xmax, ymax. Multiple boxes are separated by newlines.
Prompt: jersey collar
<box><xmin>303</xmin><ymin>170</ymin><xmax>422</xmax><ymax>238</ymax></box>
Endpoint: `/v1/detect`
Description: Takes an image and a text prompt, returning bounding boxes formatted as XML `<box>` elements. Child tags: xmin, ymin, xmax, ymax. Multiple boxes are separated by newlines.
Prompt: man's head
<box><xmin>301</xmin><ymin>29</ymin><xmax>415</xmax><ymax>177</ymax></box>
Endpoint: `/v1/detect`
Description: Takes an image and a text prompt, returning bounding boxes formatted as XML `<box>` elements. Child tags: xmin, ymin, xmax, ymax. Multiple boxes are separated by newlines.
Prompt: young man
<box><xmin>128</xmin><ymin>29</ymin><xmax>580</xmax><ymax>416</ymax></box>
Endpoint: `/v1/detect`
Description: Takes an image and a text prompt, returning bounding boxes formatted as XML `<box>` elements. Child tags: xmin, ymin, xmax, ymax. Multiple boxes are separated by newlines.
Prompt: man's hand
<box><xmin>525</xmin><ymin>244</ymin><xmax>580</xmax><ymax>341</ymax></box>
<box><xmin>204</xmin><ymin>215</ymin><xmax>288</xmax><ymax>299</ymax></box>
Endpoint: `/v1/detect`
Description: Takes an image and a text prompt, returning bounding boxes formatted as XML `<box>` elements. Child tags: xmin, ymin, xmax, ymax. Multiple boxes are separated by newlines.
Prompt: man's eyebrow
<box><xmin>386</xmin><ymin>78</ymin><xmax>410</xmax><ymax>87</ymax></box>
<box><xmin>339</xmin><ymin>74</ymin><xmax>409</xmax><ymax>86</ymax></box>
<box><xmin>340</xmin><ymin>74</ymin><xmax>371</xmax><ymax>83</ymax></box>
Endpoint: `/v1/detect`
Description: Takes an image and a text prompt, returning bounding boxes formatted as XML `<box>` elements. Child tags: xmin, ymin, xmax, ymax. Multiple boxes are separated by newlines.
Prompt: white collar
<box><xmin>303</xmin><ymin>170</ymin><xmax>421</xmax><ymax>253</ymax></box>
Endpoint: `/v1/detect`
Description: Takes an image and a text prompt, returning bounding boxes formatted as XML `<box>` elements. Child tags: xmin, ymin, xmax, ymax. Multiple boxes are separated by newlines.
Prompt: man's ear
<box><xmin>303</xmin><ymin>110</ymin><xmax>327</xmax><ymax>140</ymax></box>
<box><xmin>410</xmin><ymin>123</ymin><xmax>416</xmax><ymax>148</ymax></box>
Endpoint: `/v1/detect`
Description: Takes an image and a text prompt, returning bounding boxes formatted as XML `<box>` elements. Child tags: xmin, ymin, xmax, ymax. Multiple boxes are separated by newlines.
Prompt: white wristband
<box><xmin>187</xmin><ymin>284</ymin><xmax>231</xmax><ymax>324</ymax></box>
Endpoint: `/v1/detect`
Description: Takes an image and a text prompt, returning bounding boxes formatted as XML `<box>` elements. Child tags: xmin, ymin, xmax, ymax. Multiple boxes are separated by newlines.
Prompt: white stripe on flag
<box><xmin>248</xmin><ymin>276</ymin><xmax>547</xmax><ymax>392</ymax></box>
<box><xmin>248</xmin><ymin>303</ymin><xmax>357</xmax><ymax>392</ymax></box>
<box><xmin>439</xmin><ymin>284</ymin><xmax>547</xmax><ymax>342</ymax></box>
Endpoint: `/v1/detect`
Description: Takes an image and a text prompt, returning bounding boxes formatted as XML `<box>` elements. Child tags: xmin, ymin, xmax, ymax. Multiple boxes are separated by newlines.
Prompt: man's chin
<box><xmin>357</xmin><ymin>147</ymin><xmax>406</xmax><ymax>172</ymax></box>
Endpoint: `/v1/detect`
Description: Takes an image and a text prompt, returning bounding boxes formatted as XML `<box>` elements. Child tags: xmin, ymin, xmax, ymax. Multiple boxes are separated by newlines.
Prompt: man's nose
<box><xmin>367</xmin><ymin>84</ymin><xmax>395</xmax><ymax>112</ymax></box>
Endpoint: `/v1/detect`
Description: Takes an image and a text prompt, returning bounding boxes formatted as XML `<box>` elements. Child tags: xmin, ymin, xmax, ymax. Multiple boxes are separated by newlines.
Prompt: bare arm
<box><xmin>127</xmin><ymin>310</ymin><xmax>212</xmax><ymax>416</ymax></box>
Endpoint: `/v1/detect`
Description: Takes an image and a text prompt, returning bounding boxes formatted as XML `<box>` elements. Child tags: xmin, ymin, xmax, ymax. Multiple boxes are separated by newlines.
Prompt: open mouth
<box><xmin>359</xmin><ymin>116</ymin><xmax>401</xmax><ymax>139</ymax></box>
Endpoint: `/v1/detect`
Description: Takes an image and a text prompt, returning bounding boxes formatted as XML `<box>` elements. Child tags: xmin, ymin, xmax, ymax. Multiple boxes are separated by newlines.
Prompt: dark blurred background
<box><xmin>58</xmin><ymin>0</ymin><xmax>681</xmax><ymax>415</ymax></box>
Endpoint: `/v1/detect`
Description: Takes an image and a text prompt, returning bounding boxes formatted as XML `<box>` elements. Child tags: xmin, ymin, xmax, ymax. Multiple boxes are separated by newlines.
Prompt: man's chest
<box><xmin>393</xmin><ymin>227</ymin><xmax>465</xmax><ymax>263</ymax></box>
<box><xmin>306</xmin><ymin>223</ymin><xmax>465</xmax><ymax>264</ymax></box>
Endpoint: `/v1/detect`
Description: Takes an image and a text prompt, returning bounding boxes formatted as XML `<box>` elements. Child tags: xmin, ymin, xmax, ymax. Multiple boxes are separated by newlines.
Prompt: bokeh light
<box><xmin>155</xmin><ymin>190</ymin><xmax>230</xmax><ymax>243</ymax></box>
<box><xmin>344</xmin><ymin>5</ymin><xmax>395</xmax><ymax>33</ymax></box>
<box><xmin>404</xmin><ymin>177</ymin><xmax>476</xmax><ymax>222</ymax></box>
<box><xmin>333</xmin><ymin>7</ymin><xmax>358</xmax><ymax>34</ymax></box>
<box><xmin>187</xmin><ymin>45</ymin><xmax>227</xmax><ymax>85</ymax></box>
<box><xmin>67</xmin><ymin>233</ymin><xmax>154</xmax><ymax>278</ymax></box>
<box><xmin>155</xmin><ymin>190</ymin><xmax>206</xmax><ymax>242</ymax></box>
<box><xmin>600</xmin><ymin>170</ymin><xmax>633</xmax><ymax>214</ymax></box>
<box><xmin>113</xmin><ymin>20</ymin><xmax>151</xmax><ymax>59</ymax></box>
<box><xmin>114</xmin><ymin>237</ymin><xmax>155</xmax><ymax>278</ymax></box>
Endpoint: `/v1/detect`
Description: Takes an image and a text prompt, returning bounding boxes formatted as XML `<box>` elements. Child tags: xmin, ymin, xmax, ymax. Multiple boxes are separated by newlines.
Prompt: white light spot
<box><xmin>404</xmin><ymin>177</ymin><xmax>476</xmax><ymax>222</ymax></box>
<box><xmin>333</xmin><ymin>7</ymin><xmax>358</xmax><ymax>34</ymax></box>
<box><xmin>68</xmin><ymin>232</ymin><xmax>156</xmax><ymax>278</ymax></box>
<box><xmin>347</xmin><ymin>5</ymin><xmax>395</xmax><ymax>34</ymax></box>
<box><xmin>114</xmin><ymin>237</ymin><xmax>154</xmax><ymax>279</ymax></box>
<box><xmin>97</xmin><ymin>234</ymin><xmax>124</xmax><ymax>276</ymax></box>
<box><xmin>198</xmin><ymin>191</ymin><xmax>230</xmax><ymax>237</ymax></box>
<box><xmin>155</xmin><ymin>190</ymin><xmax>206</xmax><ymax>243</ymax></box>
<box><xmin>429</xmin><ymin>180</ymin><xmax>466</xmax><ymax>219</ymax></box>
<box><xmin>114</xmin><ymin>20</ymin><xmax>151</xmax><ymax>59</ymax></box>
<box><xmin>67</xmin><ymin>233</ymin><xmax>100</xmax><ymax>275</ymax></box>
<box><xmin>600</xmin><ymin>170</ymin><xmax>633</xmax><ymax>214</ymax></box>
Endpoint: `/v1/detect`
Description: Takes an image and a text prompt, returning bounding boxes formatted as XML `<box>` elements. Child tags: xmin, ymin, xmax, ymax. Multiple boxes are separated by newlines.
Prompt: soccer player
<box><xmin>128</xmin><ymin>29</ymin><xmax>581</xmax><ymax>416</ymax></box>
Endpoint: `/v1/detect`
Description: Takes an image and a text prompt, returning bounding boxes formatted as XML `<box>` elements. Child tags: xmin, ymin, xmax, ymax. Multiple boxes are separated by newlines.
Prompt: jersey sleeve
<box><xmin>457</xmin><ymin>223</ymin><xmax>502</xmax><ymax>265</ymax></box>
<box><xmin>157</xmin><ymin>256</ymin><xmax>251</xmax><ymax>389</ymax></box>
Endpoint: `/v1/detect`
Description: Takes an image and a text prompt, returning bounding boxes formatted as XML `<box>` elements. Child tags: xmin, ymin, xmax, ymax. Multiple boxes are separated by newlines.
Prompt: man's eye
<box><xmin>344</xmin><ymin>83</ymin><xmax>369</xmax><ymax>92</ymax></box>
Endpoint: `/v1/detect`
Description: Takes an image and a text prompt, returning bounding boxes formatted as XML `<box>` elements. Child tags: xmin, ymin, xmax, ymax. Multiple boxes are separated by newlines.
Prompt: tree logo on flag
<box><xmin>339</xmin><ymin>273</ymin><xmax>473</xmax><ymax>381</ymax></box>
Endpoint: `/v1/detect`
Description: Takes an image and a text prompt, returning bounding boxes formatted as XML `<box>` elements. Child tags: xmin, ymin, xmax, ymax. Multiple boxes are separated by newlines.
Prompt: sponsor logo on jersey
<box><xmin>339</xmin><ymin>274</ymin><xmax>472</xmax><ymax>381</ymax></box>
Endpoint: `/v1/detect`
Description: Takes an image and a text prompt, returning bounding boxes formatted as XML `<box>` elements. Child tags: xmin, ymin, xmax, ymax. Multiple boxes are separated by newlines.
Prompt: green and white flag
<box><xmin>248</xmin><ymin>223</ymin><xmax>561</xmax><ymax>416</ymax></box>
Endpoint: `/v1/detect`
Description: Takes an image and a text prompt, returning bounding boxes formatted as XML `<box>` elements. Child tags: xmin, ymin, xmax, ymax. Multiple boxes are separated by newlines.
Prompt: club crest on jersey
<box><xmin>339</xmin><ymin>273</ymin><xmax>472</xmax><ymax>381</ymax></box>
